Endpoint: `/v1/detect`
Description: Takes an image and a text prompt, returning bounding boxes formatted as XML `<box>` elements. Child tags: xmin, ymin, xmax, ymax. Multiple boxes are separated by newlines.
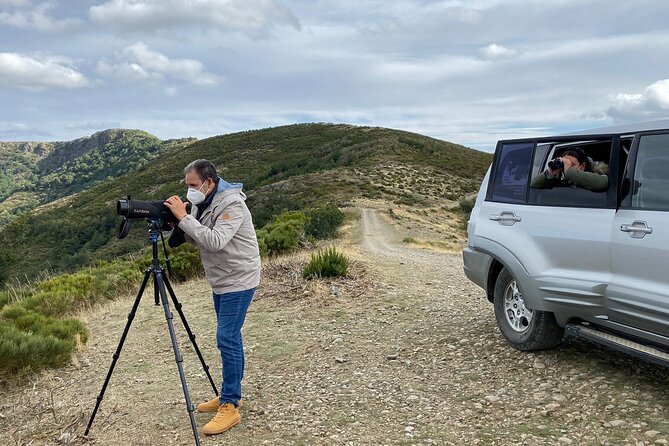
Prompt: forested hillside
<box><xmin>0</xmin><ymin>130</ymin><xmax>194</xmax><ymax>227</ymax></box>
<box><xmin>0</xmin><ymin>123</ymin><xmax>491</xmax><ymax>286</ymax></box>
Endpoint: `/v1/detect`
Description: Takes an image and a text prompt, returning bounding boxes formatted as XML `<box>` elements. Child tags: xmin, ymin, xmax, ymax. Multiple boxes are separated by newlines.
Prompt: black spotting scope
<box><xmin>116</xmin><ymin>197</ymin><xmax>189</xmax><ymax>239</ymax></box>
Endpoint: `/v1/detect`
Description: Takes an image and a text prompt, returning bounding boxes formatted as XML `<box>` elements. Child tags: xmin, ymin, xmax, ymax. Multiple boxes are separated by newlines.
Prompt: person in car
<box><xmin>530</xmin><ymin>147</ymin><xmax>608</xmax><ymax>192</ymax></box>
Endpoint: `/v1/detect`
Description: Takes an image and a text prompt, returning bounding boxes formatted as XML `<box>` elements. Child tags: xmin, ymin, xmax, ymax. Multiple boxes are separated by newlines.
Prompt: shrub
<box><xmin>303</xmin><ymin>247</ymin><xmax>350</xmax><ymax>279</ymax></box>
<box><xmin>403</xmin><ymin>237</ymin><xmax>418</xmax><ymax>244</ymax></box>
<box><xmin>0</xmin><ymin>244</ymin><xmax>202</xmax><ymax>376</ymax></box>
<box><xmin>137</xmin><ymin>244</ymin><xmax>204</xmax><ymax>282</ymax></box>
<box><xmin>0</xmin><ymin>319</ymin><xmax>82</xmax><ymax>374</ymax></box>
<box><xmin>305</xmin><ymin>204</ymin><xmax>344</xmax><ymax>239</ymax></box>
<box><xmin>257</xmin><ymin>211</ymin><xmax>308</xmax><ymax>256</ymax></box>
<box><xmin>458</xmin><ymin>198</ymin><xmax>476</xmax><ymax>231</ymax></box>
<box><xmin>459</xmin><ymin>198</ymin><xmax>476</xmax><ymax>214</ymax></box>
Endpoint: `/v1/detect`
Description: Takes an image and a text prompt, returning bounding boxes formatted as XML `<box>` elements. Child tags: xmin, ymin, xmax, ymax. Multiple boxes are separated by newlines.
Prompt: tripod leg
<box><xmin>163</xmin><ymin>274</ymin><xmax>219</xmax><ymax>396</ymax></box>
<box><xmin>85</xmin><ymin>268</ymin><xmax>151</xmax><ymax>437</ymax></box>
<box><xmin>155</xmin><ymin>269</ymin><xmax>201</xmax><ymax>446</ymax></box>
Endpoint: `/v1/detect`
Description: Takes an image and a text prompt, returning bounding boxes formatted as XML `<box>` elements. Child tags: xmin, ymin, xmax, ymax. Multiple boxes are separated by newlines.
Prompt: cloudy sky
<box><xmin>2</xmin><ymin>0</ymin><xmax>669</xmax><ymax>151</ymax></box>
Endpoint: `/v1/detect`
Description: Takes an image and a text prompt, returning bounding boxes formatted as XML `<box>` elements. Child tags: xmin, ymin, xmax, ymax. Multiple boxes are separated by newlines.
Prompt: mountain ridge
<box><xmin>0</xmin><ymin>129</ymin><xmax>196</xmax><ymax>227</ymax></box>
<box><xmin>0</xmin><ymin>123</ymin><xmax>491</xmax><ymax>285</ymax></box>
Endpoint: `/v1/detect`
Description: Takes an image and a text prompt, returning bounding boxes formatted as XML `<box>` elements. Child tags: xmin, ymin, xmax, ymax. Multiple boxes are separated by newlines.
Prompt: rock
<box><xmin>609</xmin><ymin>419</ymin><xmax>625</xmax><ymax>427</ymax></box>
<box><xmin>552</xmin><ymin>394</ymin><xmax>566</xmax><ymax>402</ymax></box>
<box><xmin>654</xmin><ymin>439</ymin><xmax>668</xmax><ymax>445</ymax></box>
<box><xmin>334</xmin><ymin>357</ymin><xmax>346</xmax><ymax>363</ymax></box>
<box><xmin>484</xmin><ymin>395</ymin><xmax>500</xmax><ymax>403</ymax></box>
<box><xmin>407</xmin><ymin>395</ymin><xmax>420</xmax><ymax>402</ymax></box>
<box><xmin>558</xmin><ymin>437</ymin><xmax>572</xmax><ymax>444</ymax></box>
<box><xmin>646</xmin><ymin>431</ymin><xmax>661</xmax><ymax>438</ymax></box>
<box><xmin>386</xmin><ymin>354</ymin><xmax>399</xmax><ymax>360</ymax></box>
<box><xmin>545</xmin><ymin>403</ymin><xmax>561</xmax><ymax>412</ymax></box>
<box><xmin>404</xmin><ymin>426</ymin><xmax>415</xmax><ymax>432</ymax></box>
<box><xmin>473</xmin><ymin>403</ymin><xmax>483</xmax><ymax>410</ymax></box>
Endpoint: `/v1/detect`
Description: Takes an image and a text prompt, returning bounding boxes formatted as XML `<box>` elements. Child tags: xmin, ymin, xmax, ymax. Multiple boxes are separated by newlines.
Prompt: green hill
<box><xmin>0</xmin><ymin>123</ymin><xmax>491</xmax><ymax>286</ymax></box>
<box><xmin>0</xmin><ymin>129</ymin><xmax>194</xmax><ymax>227</ymax></box>
<box><xmin>0</xmin><ymin>141</ymin><xmax>52</xmax><ymax>201</ymax></box>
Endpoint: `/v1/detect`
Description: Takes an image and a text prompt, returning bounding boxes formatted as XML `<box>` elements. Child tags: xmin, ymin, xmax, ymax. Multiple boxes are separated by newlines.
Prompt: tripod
<box><xmin>85</xmin><ymin>219</ymin><xmax>218</xmax><ymax>446</ymax></box>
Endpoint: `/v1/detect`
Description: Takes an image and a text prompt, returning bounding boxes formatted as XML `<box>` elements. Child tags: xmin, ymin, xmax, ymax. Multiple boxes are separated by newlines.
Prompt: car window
<box><xmin>627</xmin><ymin>134</ymin><xmax>669</xmax><ymax>211</ymax></box>
<box><xmin>528</xmin><ymin>140</ymin><xmax>612</xmax><ymax>208</ymax></box>
<box><xmin>487</xmin><ymin>142</ymin><xmax>533</xmax><ymax>204</ymax></box>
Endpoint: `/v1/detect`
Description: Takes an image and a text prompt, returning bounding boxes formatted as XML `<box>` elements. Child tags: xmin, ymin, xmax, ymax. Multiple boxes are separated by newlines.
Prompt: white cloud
<box><xmin>606</xmin><ymin>79</ymin><xmax>669</xmax><ymax>121</ymax></box>
<box><xmin>480</xmin><ymin>43</ymin><xmax>517</xmax><ymax>60</ymax></box>
<box><xmin>89</xmin><ymin>0</ymin><xmax>300</xmax><ymax>39</ymax></box>
<box><xmin>65</xmin><ymin>121</ymin><xmax>122</xmax><ymax>131</ymax></box>
<box><xmin>0</xmin><ymin>52</ymin><xmax>88</xmax><ymax>89</ymax></box>
<box><xmin>0</xmin><ymin>122</ymin><xmax>52</xmax><ymax>138</ymax></box>
<box><xmin>97</xmin><ymin>42</ymin><xmax>220</xmax><ymax>86</ymax></box>
<box><xmin>371</xmin><ymin>56</ymin><xmax>489</xmax><ymax>83</ymax></box>
<box><xmin>0</xmin><ymin>0</ymin><xmax>31</xmax><ymax>6</ymax></box>
<box><xmin>0</xmin><ymin>2</ymin><xmax>81</xmax><ymax>31</ymax></box>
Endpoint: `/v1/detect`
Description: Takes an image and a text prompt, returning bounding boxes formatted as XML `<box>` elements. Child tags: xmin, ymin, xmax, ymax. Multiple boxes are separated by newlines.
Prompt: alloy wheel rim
<box><xmin>503</xmin><ymin>279</ymin><xmax>533</xmax><ymax>332</ymax></box>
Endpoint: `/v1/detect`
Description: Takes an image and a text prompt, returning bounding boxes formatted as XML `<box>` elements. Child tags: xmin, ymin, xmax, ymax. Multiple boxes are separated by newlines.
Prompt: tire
<box><xmin>493</xmin><ymin>267</ymin><xmax>563</xmax><ymax>351</ymax></box>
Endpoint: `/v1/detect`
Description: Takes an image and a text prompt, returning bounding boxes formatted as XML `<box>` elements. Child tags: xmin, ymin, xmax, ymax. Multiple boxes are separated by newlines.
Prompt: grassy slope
<box><xmin>0</xmin><ymin>123</ymin><xmax>491</xmax><ymax>285</ymax></box>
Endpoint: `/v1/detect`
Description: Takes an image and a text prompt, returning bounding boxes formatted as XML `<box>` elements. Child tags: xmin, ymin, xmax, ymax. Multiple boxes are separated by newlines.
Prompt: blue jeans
<box><xmin>212</xmin><ymin>288</ymin><xmax>255</xmax><ymax>407</ymax></box>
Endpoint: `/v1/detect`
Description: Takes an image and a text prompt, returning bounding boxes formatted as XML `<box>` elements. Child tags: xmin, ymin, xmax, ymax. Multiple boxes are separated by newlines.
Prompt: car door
<box><xmin>608</xmin><ymin>131</ymin><xmax>669</xmax><ymax>338</ymax></box>
<box><xmin>473</xmin><ymin>137</ymin><xmax>616</xmax><ymax>314</ymax></box>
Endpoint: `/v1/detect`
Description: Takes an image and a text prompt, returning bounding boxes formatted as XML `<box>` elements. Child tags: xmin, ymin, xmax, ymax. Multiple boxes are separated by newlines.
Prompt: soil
<box><xmin>1</xmin><ymin>206</ymin><xmax>668</xmax><ymax>446</ymax></box>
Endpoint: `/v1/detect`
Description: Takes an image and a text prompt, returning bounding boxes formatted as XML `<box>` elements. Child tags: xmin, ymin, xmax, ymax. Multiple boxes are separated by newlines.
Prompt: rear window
<box><xmin>487</xmin><ymin>142</ymin><xmax>533</xmax><ymax>204</ymax></box>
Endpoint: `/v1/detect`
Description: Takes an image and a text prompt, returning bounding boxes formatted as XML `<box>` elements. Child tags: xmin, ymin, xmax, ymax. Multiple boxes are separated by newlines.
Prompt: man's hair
<box><xmin>184</xmin><ymin>159</ymin><xmax>218</xmax><ymax>183</ymax></box>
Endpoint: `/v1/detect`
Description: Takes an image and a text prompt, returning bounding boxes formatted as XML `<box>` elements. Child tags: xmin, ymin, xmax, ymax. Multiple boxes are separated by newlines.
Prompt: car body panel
<box><xmin>463</xmin><ymin>120</ymin><xmax>669</xmax><ymax>352</ymax></box>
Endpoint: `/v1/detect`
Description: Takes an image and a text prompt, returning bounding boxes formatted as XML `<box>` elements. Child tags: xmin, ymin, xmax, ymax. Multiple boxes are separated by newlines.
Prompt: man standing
<box><xmin>164</xmin><ymin>159</ymin><xmax>260</xmax><ymax>436</ymax></box>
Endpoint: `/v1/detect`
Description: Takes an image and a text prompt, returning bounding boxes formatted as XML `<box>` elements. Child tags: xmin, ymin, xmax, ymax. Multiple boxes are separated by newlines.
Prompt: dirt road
<box><xmin>1</xmin><ymin>208</ymin><xmax>668</xmax><ymax>445</ymax></box>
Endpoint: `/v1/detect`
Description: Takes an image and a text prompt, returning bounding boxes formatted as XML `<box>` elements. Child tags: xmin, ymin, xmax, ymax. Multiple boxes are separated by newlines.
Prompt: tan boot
<box><xmin>196</xmin><ymin>397</ymin><xmax>220</xmax><ymax>413</ymax></box>
<box><xmin>197</xmin><ymin>397</ymin><xmax>243</xmax><ymax>413</ymax></box>
<box><xmin>202</xmin><ymin>403</ymin><xmax>240</xmax><ymax>435</ymax></box>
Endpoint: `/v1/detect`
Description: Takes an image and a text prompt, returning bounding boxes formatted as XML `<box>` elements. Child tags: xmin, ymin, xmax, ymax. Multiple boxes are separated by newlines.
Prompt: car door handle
<box><xmin>620</xmin><ymin>221</ymin><xmax>653</xmax><ymax>238</ymax></box>
<box><xmin>489</xmin><ymin>212</ymin><xmax>522</xmax><ymax>226</ymax></box>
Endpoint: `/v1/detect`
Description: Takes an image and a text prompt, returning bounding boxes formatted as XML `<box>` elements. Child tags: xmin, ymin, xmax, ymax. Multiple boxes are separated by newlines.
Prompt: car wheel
<box><xmin>493</xmin><ymin>267</ymin><xmax>563</xmax><ymax>351</ymax></box>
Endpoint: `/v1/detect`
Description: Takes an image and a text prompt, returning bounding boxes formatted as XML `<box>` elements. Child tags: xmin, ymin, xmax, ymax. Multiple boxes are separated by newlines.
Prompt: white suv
<box><xmin>464</xmin><ymin>120</ymin><xmax>669</xmax><ymax>366</ymax></box>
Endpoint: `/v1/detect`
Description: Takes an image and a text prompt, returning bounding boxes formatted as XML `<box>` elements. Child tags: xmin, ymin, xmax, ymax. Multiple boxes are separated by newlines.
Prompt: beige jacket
<box><xmin>178</xmin><ymin>182</ymin><xmax>261</xmax><ymax>294</ymax></box>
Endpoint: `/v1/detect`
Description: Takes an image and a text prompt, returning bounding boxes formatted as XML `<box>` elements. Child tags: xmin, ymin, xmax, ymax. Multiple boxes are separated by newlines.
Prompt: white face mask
<box><xmin>186</xmin><ymin>181</ymin><xmax>208</xmax><ymax>205</ymax></box>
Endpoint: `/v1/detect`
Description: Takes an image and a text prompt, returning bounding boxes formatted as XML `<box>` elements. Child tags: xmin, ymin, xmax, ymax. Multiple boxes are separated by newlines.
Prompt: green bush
<box><xmin>305</xmin><ymin>204</ymin><xmax>344</xmax><ymax>239</ymax></box>
<box><xmin>0</xmin><ymin>245</ymin><xmax>204</xmax><ymax>376</ymax></box>
<box><xmin>458</xmin><ymin>198</ymin><xmax>476</xmax><ymax>231</ymax></box>
<box><xmin>303</xmin><ymin>247</ymin><xmax>350</xmax><ymax>279</ymax></box>
<box><xmin>257</xmin><ymin>211</ymin><xmax>308</xmax><ymax>256</ymax></box>
<box><xmin>459</xmin><ymin>198</ymin><xmax>476</xmax><ymax>214</ymax></box>
<box><xmin>0</xmin><ymin>320</ymin><xmax>81</xmax><ymax>374</ymax></box>
<box><xmin>137</xmin><ymin>244</ymin><xmax>204</xmax><ymax>282</ymax></box>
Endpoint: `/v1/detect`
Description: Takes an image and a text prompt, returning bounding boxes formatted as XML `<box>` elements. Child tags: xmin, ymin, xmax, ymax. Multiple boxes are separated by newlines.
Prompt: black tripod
<box><xmin>85</xmin><ymin>219</ymin><xmax>218</xmax><ymax>446</ymax></box>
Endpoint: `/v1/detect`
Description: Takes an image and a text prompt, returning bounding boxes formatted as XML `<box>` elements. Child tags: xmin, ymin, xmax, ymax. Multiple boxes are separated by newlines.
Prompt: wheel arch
<box><xmin>486</xmin><ymin>258</ymin><xmax>505</xmax><ymax>303</ymax></box>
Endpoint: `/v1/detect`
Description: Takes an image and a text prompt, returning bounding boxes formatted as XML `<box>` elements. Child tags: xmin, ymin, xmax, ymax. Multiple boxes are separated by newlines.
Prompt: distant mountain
<box><xmin>0</xmin><ymin>141</ymin><xmax>53</xmax><ymax>201</ymax></box>
<box><xmin>0</xmin><ymin>129</ymin><xmax>196</xmax><ymax>227</ymax></box>
<box><xmin>0</xmin><ymin>123</ymin><xmax>491</xmax><ymax>285</ymax></box>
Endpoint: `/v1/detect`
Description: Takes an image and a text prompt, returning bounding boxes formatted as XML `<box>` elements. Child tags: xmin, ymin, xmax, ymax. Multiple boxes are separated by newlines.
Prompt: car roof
<box><xmin>563</xmin><ymin>118</ymin><xmax>669</xmax><ymax>136</ymax></box>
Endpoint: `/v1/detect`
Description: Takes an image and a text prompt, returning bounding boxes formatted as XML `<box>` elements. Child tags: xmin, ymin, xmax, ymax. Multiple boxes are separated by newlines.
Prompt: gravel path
<box><xmin>1</xmin><ymin>207</ymin><xmax>668</xmax><ymax>446</ymax></box>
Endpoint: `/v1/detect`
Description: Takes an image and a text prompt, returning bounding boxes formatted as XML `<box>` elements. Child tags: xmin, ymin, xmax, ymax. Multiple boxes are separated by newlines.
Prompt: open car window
<box><xmin>528</xmin><ymin>138</ymin><xmax>613</xmax><ymax>208</ymax></box>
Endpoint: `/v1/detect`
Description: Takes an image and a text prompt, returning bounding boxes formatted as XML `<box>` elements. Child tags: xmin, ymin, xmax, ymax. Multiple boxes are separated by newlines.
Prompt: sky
<box><xmin>2</xmin><ymin>0</ymin><xmax>669</xmax><ymax>151</ymax></box>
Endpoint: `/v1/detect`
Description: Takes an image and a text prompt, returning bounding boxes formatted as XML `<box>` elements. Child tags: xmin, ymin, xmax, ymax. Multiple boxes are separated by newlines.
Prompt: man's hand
<box><xmin>164</xmin><ymin>195</ymin><xmax>188</xmax><ymax>221</ymax></box>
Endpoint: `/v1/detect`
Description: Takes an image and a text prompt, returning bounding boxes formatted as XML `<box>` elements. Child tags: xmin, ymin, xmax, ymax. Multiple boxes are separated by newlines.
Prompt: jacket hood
<box><xmin>216</xmin><ymin>177</ymin><xmax>246</xmax><ymax>200</ymax></box>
